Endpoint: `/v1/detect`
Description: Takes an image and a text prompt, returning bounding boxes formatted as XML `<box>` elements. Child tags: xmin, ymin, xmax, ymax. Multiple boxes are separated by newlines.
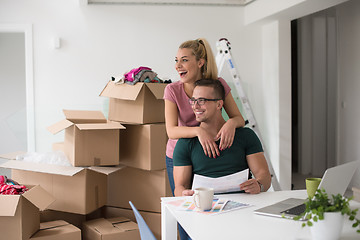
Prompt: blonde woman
<box><xmin>164</xmin><ymin>38</ymin><xmax>245</xmax><ymax>196</ymax></box>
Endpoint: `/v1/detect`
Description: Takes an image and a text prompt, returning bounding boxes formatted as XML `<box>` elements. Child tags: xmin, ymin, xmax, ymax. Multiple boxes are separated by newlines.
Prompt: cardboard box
<box><xmin>1</xmin><ymin>160</ymin><xmax>119</xmax><ymax>215</ymax></box>
<box><xmin>40</xmin><ymin>206</ymin><xmax>103</xmax><ymax>230</ymax></box>
<box><xmin>103</xmin><ymin>206</ymin><xmax>161</xmax><ymax>240</ymax></box>
<box><xmin>0</xmin><ymin>151</ymin><xmax>26</xmax><ymax>159</ymax></box>
<box><xmin>48</xmin><ymin>109</ymin><xmax>125</xmax><ymax>167</ymax></box>
<box><xmin>52</xmin><ymin>142</ymin><xmax>65</xmax><ymax>153</ymax></box>
<box><xmin>107</xmin><ymin>165</ymin><xmax>171</xmax><ymax>213</ymax></box>
<box><xmin>83</xmin><ymin>217</ymin><xmax>140</xmax><ymax>240</ymax></box>
<box><xmin>100</xmin><ymin>81</ymin><xmax>167</xmax><ymax>124</ymax></box>
<box><xmin>40</xmin><ymin>209</ymin><xmax>87</xmax><ymax>230</ymax></box>
<box><xmin>30</xmin><ymin>220</ymin><xmax>81</xmax><ymax>240</ymax></box>
<box><xmin>0</xmin><ymin>185</ymin><xmax>54</xmax><ymax>240</ymax></box>
<box><xmin>119</xmin><ymin>123</ymin><xmax>167</xmax><ymax>170</ymax></box>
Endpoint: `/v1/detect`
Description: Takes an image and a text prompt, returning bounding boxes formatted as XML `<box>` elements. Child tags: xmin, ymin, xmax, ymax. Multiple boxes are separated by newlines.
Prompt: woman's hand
<box><xmin>215</xmin><ymin>120</ymin><xmax>236</xmax><ymax>151</ymax></box>
<box><xmin>197</xmin><ymin>127</ymin><xmax>220</xmax><ymax>158</ymax></box>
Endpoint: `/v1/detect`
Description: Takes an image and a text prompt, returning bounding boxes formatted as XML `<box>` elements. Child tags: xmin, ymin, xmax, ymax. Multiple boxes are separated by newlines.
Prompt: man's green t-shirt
<box><xmin>173</xmin><ymin>127</ymin><xmax>263</xmax><ymax>178</ymax></box>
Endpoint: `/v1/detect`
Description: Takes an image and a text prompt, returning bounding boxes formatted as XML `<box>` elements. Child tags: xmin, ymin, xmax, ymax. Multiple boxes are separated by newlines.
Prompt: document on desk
<box><xmin>192</xmin><ymin>169</ymin><xmax>249</xmax><ymax>194</ymax></box>
<box><xmin>168</xmin><ymin>197</ymin><xmax>251</xmax><ymax>215</ymax></box>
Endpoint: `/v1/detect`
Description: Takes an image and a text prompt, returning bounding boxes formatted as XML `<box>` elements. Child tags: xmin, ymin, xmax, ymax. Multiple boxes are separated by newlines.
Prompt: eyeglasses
<box><xmin>188</xmin><ymin>98</ymin><xmax>221</xmax><ymax>106</ymax></box>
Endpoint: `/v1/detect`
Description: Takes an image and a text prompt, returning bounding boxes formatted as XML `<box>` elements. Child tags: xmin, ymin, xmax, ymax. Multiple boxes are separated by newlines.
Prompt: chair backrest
<box><xmin>129</xmin><ymin>201</ymin><xmax>157</xmax><ymax>240</ymax></box>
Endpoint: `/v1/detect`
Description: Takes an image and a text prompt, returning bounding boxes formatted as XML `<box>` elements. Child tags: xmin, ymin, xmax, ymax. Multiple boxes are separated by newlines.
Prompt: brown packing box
<box><xmin>83</xmin><ymin>217</ymin><xmax>140</xmax><ymax>240</ymax></box>
<box><xmin>40</xmin><ymin>209</ymin><xmax>87</xmax><ymax>230</ymax></box>
<box><xmin>40</xmin><ymin>208</ymin><xmax>102</xmax><ymax>230</ymax></box>
<box><xmin>40</xmin><ymin>206</ymin><xmax>103</xmax><ymax>230</ymax></box>
<box><xmin>52</xmin><ymin>142</ymin><xmax>65</xmax><ymax>153</ymax></box>
<box><xmin>119</xmin><ymin>123</ymin><xmax>167</xmax><ymax>170</ymax></box>
<box><xmin>100</xmin><ymin>81</ymin><xmax>167</xmax><ymax>124</ymax></box>
<box><xmin>107</xmin><ymin>165</ymin><xmax>172</xmax><ymax>213</ymax></box>
<box><xmin>0</xmin><ymin>151</ymin><xmax>27</xmax><ymax>159</ymax></box>
<box><xmin>47</xmin><ymin>109</ymin><xmax>125</xmax><ymax>167</ymax></box>
<box><xmin>0</xmin><ymin>160</ymin><xmax>119</xmax><ymax>215</ymax></box>
<box><xmin>103</xmin><ymin>206</ymin><xmax>161</xmax><ymax>240</ymax></box>
<box><xmin>30</xmin><ymin>220</ymin><xmax>81</xmax><ymax>240</ymax></box>
<box><xmin>0</xmin><ymin>185</ymin><xmax>55</xmax><ymax>240</ymax></box>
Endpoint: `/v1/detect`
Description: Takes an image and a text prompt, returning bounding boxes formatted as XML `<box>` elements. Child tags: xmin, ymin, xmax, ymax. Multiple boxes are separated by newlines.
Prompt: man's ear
<box><xmin>217</xmin><ymin>100</ymin><xmax>224</xmax><ymax>110</ymax></box>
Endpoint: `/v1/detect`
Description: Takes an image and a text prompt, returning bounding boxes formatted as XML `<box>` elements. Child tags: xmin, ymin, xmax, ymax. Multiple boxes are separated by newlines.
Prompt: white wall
<box><xmin>0</xmin><ymin>0</ymin><xmax>245</xmax><ymax>153</ymax></box>
<box><xmin>240</xmin><ymin>19</ymin><xmax>292</xmax><ymax>190</ymax></box>
<box><xmin>337</xmin><ymin>0</ymin><xmax>360</xmax><ymax>187</ymax></box>
<box><xmin>241</xmin><ymin>0</ymin><xmax>355</xmax><ymax>190</ymax></box>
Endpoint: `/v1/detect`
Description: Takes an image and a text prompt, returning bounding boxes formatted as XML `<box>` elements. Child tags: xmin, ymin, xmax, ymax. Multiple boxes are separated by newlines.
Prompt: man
<box><xmin>173</xmin><ymin>79</ymin><xmax>271</xmax><ymax>197</ymax></box>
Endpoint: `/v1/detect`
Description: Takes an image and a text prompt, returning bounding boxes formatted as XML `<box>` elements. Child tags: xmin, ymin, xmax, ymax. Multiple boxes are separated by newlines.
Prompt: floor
<box><xmin>291</xmin><ymin>172</ymin><xmax>313</xmax><ymax>190</ymax></box>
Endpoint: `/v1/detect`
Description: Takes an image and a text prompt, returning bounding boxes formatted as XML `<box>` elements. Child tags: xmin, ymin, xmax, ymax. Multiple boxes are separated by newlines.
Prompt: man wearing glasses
<box><xmin>173</xmin><ymin>79</ymin><xmax>271</xmax><ymax>197</ymax></box>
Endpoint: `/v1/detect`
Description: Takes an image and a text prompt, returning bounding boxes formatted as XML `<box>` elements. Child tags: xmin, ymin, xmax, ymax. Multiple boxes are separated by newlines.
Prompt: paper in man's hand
<box><xmin>191</xmin><ymin>169</ymin><xmax>249</xmax><ymax>194</ymax></box>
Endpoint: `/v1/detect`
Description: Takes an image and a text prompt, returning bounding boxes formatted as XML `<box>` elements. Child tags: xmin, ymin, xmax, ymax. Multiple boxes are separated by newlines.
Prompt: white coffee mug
<box><xmin>193</xmin><ymin>187</ymin><xmax>214</xmax><ymax>211</ymax></box>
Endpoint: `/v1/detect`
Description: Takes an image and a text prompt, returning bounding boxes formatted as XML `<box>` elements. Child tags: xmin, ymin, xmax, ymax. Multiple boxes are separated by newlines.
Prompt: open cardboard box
<box><xmin>30</xmin><ymin>220</ymin><xmax>81</xmax><ymax>240</ymax></box>
<box><xmin>0</xmin><ymin>185</ymin><xmax>55</xmax><ymax>240</ymax></box>
<box><xmin>0</xmin><ymin>160</ymin><xmax>119</xmax><ymax>215</ymax></box>
<box><xmin>40</xmin><ymin>209</ymin><xmax>88</xmax><ymax>230</ymax></box>
<box><xmin>40</xmin><ymin>206</ymin><xmax>103</xmax><ymax>230</ymax></box>
<box><xmin>107</xmin><ymin>165</ymin><xmax>171</xmax><ymax>213</ymax></box>
<box><xmin>82</xmin><ymin>217</ymin><xmax>140</xmax><ymax>240</ymax></box>
<box><xmin>48</xmin><ymin>109</ymin><xmax>125</xmax><ymax>167</ymax></box>
<box><xmin>100</xmin><ymin>81</ymin><xmax>167</xmax><ymax>124</ymax></box>
<box><xmin>119</xmin><ymin>123</ymin><xmax>167</xmax><ymax>170</ymax></box>
<box><xmin>103</xmin><ymin>206</ymin><xmax>161</xmax><ymax>240</ymax></box>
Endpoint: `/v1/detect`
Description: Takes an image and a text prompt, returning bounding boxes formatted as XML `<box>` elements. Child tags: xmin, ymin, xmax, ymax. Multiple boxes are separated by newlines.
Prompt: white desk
<box><xmin>161</xmin><ymin>190</ymin><xmax>360</xmax><ymax>240</ymax></box>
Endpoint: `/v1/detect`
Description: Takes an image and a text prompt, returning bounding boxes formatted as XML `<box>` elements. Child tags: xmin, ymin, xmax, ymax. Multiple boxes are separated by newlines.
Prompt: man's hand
<box><xmin>240</xmin><ymin>179</ymin><xmax>261</xmax><ymax>194</ymax></box>
<box><xmin>182</xmin><ymin>189</ymin><xmax>194</xmax><ymax>196</ymax></box>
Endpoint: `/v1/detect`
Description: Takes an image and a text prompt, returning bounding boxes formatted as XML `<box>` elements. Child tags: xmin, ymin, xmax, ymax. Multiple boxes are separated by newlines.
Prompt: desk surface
<box><xmin>161</xmin><ymin>190</ymin><xmax>360</xmax><ymax>240</ymax></box>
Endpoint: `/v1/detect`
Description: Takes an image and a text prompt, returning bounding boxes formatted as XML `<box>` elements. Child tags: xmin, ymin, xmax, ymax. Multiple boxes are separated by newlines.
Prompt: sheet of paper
<box><xmin>175</xmin><ymin>198</ymin><xmax>229</xmax><ymax>215</ymax></box>
<box><xmin>192</xmin><ymin>169</ymin><xmax>249</xmax><ymax>194</ymax></box>
<box><xmin>167</xmin><ymin>197</ymin><xmax>251</xmax><ymax>215</ymax></box>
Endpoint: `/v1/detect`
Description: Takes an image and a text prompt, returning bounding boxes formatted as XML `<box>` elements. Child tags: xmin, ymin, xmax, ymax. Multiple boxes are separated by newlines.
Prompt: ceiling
<box><xmin>84</xmin><ymin>0</ymin><xmax>256</xmax><ymax>6</ymax></box>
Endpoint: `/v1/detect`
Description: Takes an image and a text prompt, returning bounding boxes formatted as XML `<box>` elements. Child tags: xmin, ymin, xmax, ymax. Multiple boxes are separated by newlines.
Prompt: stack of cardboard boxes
<box><xmin>0</xmin><ymin>109</ymin><xmax>130</xmax><ymax>239</ymax></box>
<box><xmin>0</xmin><ymin>81</ymin><xmax>171</xmax><ymax>239</ymax></box>
<box><xmin>100</xmin><ymin>81</ymin><xmax>172</xmax><ymax>239</ymax></box>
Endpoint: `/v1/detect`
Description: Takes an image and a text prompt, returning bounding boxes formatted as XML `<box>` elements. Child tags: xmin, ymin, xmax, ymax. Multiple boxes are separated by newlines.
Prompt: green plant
<box><xmin>294</xmin><ymin>188</ymin><xmax>360</xmax><ymax>233</ymax></box>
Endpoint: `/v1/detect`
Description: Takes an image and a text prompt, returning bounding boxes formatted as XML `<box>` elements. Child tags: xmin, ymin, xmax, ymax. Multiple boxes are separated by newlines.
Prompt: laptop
<box><xmin>254</xmin><ymin>160</ymin><xmax>359</xmax><ymax>219</ymax></box>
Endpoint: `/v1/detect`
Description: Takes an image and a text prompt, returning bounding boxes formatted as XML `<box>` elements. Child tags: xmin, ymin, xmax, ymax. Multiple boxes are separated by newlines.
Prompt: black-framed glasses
<box><xmin>188</xmin><ymin>98</ymin><xmax>221</xmax><ymax>106</ymax></box>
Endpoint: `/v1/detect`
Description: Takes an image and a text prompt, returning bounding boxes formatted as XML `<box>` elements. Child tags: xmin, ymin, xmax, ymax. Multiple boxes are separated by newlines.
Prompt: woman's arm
<box><xmin>165</xmin><ymin>99</ymin><xmax>198</xmax><ymax>139</ymax></box>
<box><xmin>165</xmin><ymin>99</ymin><xmax>220</xmax><ymax>158</ymax></box>
<box><xmin>216</xmin><ymin>92</ymin><xmax>245</xmax><ymax>150</ymax></box>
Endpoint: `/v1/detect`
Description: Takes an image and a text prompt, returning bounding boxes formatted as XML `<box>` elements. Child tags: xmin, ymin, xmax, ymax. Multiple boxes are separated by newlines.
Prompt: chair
<box><xmin>129</xmin><ymin>201</ymin><xmax>157</xmax><ymax>240</ymax></box>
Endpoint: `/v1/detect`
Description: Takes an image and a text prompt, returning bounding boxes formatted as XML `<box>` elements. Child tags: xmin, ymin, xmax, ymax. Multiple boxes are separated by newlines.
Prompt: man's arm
<box><xmin>174</xmin><ymin>165</ymin><xmax>193</xmax><ymax>197</ymax></box>
<box><xmin>240</xmin><ymin>152</ymin><xmax>272</xmax><ymax>194</ymax></box>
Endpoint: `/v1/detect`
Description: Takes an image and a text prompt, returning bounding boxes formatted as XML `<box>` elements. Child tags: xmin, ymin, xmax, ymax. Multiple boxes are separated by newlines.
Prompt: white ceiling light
<box><xmin>82</xmin><ymin>0</ymin><xmax>256</xmax><ymax>6</ymax></box>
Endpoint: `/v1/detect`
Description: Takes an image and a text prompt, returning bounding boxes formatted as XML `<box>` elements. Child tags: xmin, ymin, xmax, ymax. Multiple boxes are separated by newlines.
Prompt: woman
<box><xmin>164</xmin><ymin>38</ymin><xmax>245</xmax><ymax>195</ymax></box>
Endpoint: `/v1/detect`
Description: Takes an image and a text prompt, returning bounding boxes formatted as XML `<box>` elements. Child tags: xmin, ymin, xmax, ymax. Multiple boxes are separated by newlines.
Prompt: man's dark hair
<box><xmin>194</xmin><ymin>78</ymin><xmax>225</xmax><ymax>100</ymax></box>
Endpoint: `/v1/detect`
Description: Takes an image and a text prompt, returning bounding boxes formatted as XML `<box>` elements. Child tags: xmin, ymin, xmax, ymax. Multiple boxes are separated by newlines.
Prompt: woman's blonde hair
<box><xmin>179</xmin><ymin>38</ymin><xmax>218</xmax><ymax>80</ymax></box>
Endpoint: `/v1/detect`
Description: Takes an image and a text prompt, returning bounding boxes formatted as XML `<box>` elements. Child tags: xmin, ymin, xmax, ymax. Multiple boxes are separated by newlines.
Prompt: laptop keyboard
<box><xmin>282</xmin><ymin>203</ymin><xmax>306</xmax><ymax>216</ymax></box>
